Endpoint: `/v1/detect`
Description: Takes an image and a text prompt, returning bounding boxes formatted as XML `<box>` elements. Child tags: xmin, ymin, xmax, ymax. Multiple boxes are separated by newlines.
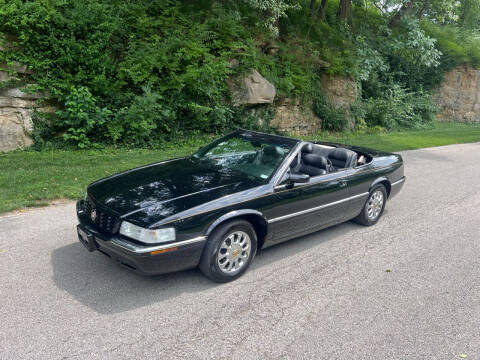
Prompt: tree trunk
<box><xmin>319</xmin><ymin>0</ymin><xmax>328</xmax><ymax>20</ymax></box>
<box><xmin>339</xmin><ymin>0</ymin><xmax>351</xmax><ymax>21</ymax></box>
<box><xmin>310</xmin><ymin>0</ymin><xmax>316</xmax><ymax>13</ymax></box>
<box><xmin>389</xmin><ymin>0</ymin><xmax>418</xmax><ymax>27</ymax></box>
<box><xmin>417</xmin><ymin>2</ymin><xmax>427</xmax><ymax>20</ymax></box>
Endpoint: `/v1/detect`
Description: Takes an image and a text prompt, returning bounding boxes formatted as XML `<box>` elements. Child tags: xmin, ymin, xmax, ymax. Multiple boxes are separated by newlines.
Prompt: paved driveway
<box><xmin>1</xmin><ymin>143</ymin><xmax>479</xmax><ymax>359</ymax></box>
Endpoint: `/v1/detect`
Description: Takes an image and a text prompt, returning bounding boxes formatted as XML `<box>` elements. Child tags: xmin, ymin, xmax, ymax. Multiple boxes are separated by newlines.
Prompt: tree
<box><xmin>242</xmin><ymin>0</ymin><xmax>300</xmax><ymax>36</ymax></box>
<box><xmin>309</xmin><ymin>0</ymin><xmax>328</xmax><ymax>19</ymax></box>
<box><xmin>386</xmin><ymin>0</ymin><xmax>461</xmax><ymax>27</ymax></box>
<box><xmin>460</xmin><ymin>0</ymin><xmax>480</xmax><ymax>29</ymax></box>
<box><xmin>389</xmin><ymin>0</ymin><xmax>417</xmax><ymax>27</ymax></box>
<box><xmin>319</xmin><ymin>0</ymin><xmax>328</xmax><ymax>19</ymax></box>
<box><xmin>339</xmin><ymin>0</ymin><xmax>351</xmax><ymax>20</ymax></box>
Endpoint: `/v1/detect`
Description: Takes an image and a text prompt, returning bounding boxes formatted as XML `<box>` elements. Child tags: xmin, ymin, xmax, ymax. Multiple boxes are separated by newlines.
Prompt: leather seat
<box><xmin>299</xmin><ymin>153</ymin><xmax>328</xmax><ymax>176</ymax></box>
<box><xmin>289</xmin><ymin>143</ymin><xmax>311</xmax><ymax>170</ymax></box>
<box><xmin>328</xmin><ymin>148</ymin><xmax>357</xmax><ymax>169</ymax></box>
<box><xmin>290</xmin><ymin>143</ymin><xmax>328</xmax><ymax>176</ymax></box>
<box><xmin>302</xmin><ymin>143</ymin><xmax>314</xmax><ymax>154</ymax></box>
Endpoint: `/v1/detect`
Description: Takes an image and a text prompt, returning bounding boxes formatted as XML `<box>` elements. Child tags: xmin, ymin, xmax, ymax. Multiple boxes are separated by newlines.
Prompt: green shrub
<box><xmin>424</xmin><ymin>22</ymin><xmax>480</xmax><ymax>69</ymax></box>
<box><xmin>312</xmin><ymin>92</ymin><xmax>349</xmax><ymax>132</ymax></box>
<box><xmin>57</xmin><ymin>86</ymin><xmax>112</xmax><ymax>148</ymax></box>
<box><xmin>107</xmin><ymin>87</ymin><xmax>175</xmax><ymax>146</ymax></box>
<box><xmin>0</xmin><ymin>0</ymin><xmax>476</xmax><ymax>146</ymax></box>
<box><xmin>360</xmin><ymin>85</ymin><xmax>437</xmax><ymax>130</ymax></box>
<box><xmin>0</xmin><ymin>0</ymin><xmax>121</xmax><ymax>98</ymax></box>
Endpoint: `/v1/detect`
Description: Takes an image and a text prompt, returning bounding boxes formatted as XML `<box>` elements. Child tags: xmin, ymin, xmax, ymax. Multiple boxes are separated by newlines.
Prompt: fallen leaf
<box><xmin>385</xmin><ymin>269</ymin><xmax>392</xmax><ymax>273</ymax></box>
<box><xmin>459</xmin><ymin>354</ymin><xmax>467</xmax><ymax>358</ymax></box>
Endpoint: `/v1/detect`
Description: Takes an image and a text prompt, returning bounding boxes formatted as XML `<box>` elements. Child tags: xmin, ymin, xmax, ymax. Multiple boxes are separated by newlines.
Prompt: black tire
<box><xmin>199</xmin><ymin>219</ymin><xmax>257</xmax><ymax>283</ymax></box>
<box><xmin>354</xmin><ymin>184</ymin><xmax>387</xmax><ymax>226</ymax></box>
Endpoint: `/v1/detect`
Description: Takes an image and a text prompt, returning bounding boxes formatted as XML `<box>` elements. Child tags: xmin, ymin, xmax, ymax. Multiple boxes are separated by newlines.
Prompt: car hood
<box><xmin>87</xmin><ymin>157</ymin><xmax>261</xmax><ymax>227</ymax></box>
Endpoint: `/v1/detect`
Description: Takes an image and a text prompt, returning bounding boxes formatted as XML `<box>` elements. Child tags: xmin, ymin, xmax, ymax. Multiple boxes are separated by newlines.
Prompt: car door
<box><xmin>266</xmin><ymin>170</ymin><xmax>351</xmax><ymax>244</ymax></box>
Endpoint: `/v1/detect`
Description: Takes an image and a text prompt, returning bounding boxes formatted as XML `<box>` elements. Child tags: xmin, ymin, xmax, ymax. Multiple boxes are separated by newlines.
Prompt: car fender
<box><xmin>369</xmin><ymin>176</ymin><xmax>391</xmax><ymax>196</ymax></box>
<box><xmin>205</xmin><ymin>209</ymin><xmax>268</xmax><ymax>236</ymax></box>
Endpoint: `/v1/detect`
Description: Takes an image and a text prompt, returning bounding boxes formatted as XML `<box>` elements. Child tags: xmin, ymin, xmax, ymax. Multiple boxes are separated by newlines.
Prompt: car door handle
<box><xmin>339</xmin><ymin>180</ymin><xmax>347</xmax><ymax>188</ymax></box>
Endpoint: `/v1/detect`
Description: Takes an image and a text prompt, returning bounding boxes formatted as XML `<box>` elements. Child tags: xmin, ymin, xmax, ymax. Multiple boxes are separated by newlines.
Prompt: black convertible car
<box><xmin>77</xmin><ymin>130</ymin><xmax>405</xmax><ymax>282</ymax></box>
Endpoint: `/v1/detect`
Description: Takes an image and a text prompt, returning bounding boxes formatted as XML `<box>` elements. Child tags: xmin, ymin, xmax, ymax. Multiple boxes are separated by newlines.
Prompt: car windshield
<box><xmin>192</xmin><ymin>132</ymin><xmax>296</xmax><ymax>181</ymax></box>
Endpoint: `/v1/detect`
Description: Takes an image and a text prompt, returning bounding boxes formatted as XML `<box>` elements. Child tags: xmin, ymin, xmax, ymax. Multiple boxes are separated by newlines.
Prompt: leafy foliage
<box><xmin>459</xmin><ymin>0</ymin><xmax>480</xmax><ymax>29</ymax></box>
<box><xmin>1</xmin><ymin>0</ymin><xmax>480</xmax><ymax>146</ymax></box>
<box><xmin>57</xmin><ymin>87</ymin><xmax>112</xmax><ymax>148</ymax></box>
<box><xmin>359</xmin><ymin>85</ymin><xmax>438</xmax><ymax>130</ymax></box>
<box><xmin>312</xmin><ymin>92</ymin><xmax>349</xmax><ymax>132</ymax></box>
<box><xmin>107</xmin><ymin>87</ymin><xmax>174</xmax><ymax>146</ymax></box>
<box><xmin>424</xmin><ymin>21</ymin><xmax>480</xmax><ymax>68</ymax></box>
<box><xmin>242</xmin><ymin>0</ymin><xmax>300</xmax><ymax>36</ymax></box>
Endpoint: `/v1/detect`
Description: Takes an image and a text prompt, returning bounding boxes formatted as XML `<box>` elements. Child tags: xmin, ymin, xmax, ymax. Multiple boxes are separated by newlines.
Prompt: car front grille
<box><xmin>84</xmin><ymin>197</ymin><xmax>120</xmax><ymax>234</ymax></box>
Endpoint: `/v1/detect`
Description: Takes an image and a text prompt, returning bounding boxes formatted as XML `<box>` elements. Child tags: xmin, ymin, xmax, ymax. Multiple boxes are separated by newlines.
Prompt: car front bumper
<box><xmin>76</xmin><ymin>201</ymin><xmax>207</xmax><ymax>275</ymax></box>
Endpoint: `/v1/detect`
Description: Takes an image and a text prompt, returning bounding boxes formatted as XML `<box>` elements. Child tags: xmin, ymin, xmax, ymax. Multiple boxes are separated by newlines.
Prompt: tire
<box><xmin>354</xmin><ymin>184</ymin><xmax>387</xmax><ymax>226</ymax></box>
<box><xmin>199</xmin><ymin>219</ymin><xmax>257</xmax><ymax>283</ymax></box>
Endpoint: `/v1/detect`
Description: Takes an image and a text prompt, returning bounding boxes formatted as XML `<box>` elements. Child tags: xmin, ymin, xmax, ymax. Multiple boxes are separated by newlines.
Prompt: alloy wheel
<box><xmin>217</xmin><ymin>231</ymin><xmax>251</xmax><ymax>274</ymax></box>
<box><xmin>367</xmin><ymin>190</ymin><xmax>384</xmax><ymax>220</ymax></box>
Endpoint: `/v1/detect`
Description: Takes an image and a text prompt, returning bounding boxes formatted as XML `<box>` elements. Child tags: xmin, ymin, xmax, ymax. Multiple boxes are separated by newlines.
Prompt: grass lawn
<box><xmin>1</xmin><ymin>121</ymin><xmax>480</xmax><ymax>214</ymax></box>
<box><xmin>0</xmin><ymin>146</ymin><xmax>202</xmax><ymax>214</ymax></box>
<box><xmin>307</xmin><ymin>122</ymin><xmax>480</xmax><ymax>152</ymax></box>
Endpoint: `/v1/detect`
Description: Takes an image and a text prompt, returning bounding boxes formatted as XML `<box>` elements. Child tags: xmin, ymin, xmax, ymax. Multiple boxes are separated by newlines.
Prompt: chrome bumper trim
<box><xmin>109</xmin><ymin>236</ymin><xmax>206</xmax><ymax>254</ymax></box>
<box><xmin>267</xmin><ymin>192</ymin><xmax>369</xmax><ymax>224</ymax></box>
<box><xmin>391</xmin><ymin>177</ymin><xmax>406</xmax><ymax>187</ymax></box>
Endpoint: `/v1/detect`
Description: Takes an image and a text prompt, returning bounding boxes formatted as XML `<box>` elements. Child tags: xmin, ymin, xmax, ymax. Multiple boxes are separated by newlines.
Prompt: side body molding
<box><xmin>205</xmin><ymin>209</ymin><xmax>268</xmax><ymax>236</ymax></box>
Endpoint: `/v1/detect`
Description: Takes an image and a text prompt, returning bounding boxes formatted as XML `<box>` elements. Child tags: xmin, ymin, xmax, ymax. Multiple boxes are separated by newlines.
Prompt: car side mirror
<box><xmin>275</xmin><ymin>172</ymin><xmax>310</xmax><ymax>191</ymax></box>
<box><xmin>288</xmin><ymin>173</ymin><xmax>310</xmax><ymax>183</ymax></box>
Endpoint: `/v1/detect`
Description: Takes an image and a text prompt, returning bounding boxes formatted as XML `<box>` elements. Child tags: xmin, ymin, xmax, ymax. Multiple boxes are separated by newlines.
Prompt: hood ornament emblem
<box><xmin>91</xmin><ymin>209</ymin><xmax>97</xmax><ymax>222</ymax></box>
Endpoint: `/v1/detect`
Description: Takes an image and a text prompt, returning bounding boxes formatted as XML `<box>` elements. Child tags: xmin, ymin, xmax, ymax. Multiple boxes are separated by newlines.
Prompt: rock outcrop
<box><xmin>271</xmin><ymin>98</ymin><xmax>321</xmax><ymax>135</ymax></box>
<box><xmin>321</xmin><ymin>74</ymin><xmax>358</xmax><ymax>106</ymax></box>
<box><xmin>435</xmin><ymin>65</ymin><xmax>480</xmax><ymax>123</ymax></box>
<box><xmin>0</xmin><ymin>107</ymin><xmax>34</xmax><ymax>151</ymax></box>
<box><xmin>0</xmin><ymin>63</ymin><xmax>53</xmax><ymax>152</ymax></box>
<box><xmin>271</xmin><ymin>75</ymin><xmax>358</xmax><ymax>135</ymax></box>
<box><xmin>228</xmin><ymin>70</ymin><xmax>276</xmax><ymax>106</ymax></box>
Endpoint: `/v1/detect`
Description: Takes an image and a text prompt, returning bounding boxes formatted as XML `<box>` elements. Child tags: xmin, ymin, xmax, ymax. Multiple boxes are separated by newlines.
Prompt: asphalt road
<box><xmin>1</xmin><ymin>143</ymin><xmax>480</xmax><ymax>360</ymax></box>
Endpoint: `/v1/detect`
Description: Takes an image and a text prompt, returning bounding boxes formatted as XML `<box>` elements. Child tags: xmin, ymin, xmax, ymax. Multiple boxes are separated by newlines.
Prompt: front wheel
<box><xmin>354</xmin><ymin>185</ymin><xmax>387</xmax><ymax>226</ymax></box>
<box><xmin>199</xmin><ymin>220</ymin><xmax>257</xmax><ymax>283</ymax></box>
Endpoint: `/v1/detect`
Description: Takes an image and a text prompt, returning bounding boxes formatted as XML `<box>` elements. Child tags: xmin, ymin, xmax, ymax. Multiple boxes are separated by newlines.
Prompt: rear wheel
<box><xmin>199</xmin><ymin>220</ymin><xmax>257</xmax><ymax>283</ymax></box>
<box><xmin>354</xmin><ymin>184</ymin><xmax>387</xmax><ymax>226</ymax></box>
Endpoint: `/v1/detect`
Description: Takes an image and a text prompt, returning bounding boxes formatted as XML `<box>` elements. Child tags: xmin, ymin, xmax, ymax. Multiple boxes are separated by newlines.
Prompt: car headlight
<box><xmin>119</xmin><ymin>221</ymin><xmax>176</xmax><ymax>244</ymax></box>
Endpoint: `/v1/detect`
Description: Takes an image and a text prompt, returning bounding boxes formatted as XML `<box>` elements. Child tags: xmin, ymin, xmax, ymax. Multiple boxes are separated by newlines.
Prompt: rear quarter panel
<box><xmin>345</xmin><ymin>153</ymin><xmax>404</xmax><ymax>219</ymax></box>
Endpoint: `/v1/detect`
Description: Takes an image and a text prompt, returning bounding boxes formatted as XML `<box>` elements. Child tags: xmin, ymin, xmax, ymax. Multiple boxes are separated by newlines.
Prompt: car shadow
<box><xmin>51</xmin><ymin>221</ymin><xmax>360</xmax><ymax>314</ymax></box>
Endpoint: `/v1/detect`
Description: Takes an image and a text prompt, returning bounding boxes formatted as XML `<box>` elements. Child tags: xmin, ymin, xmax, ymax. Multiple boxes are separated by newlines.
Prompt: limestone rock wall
<box><xmin>435</xmin><ymin>65</ymin><xmax>480</xmax><ymax>123</ymax></box>
<box><xmin>0</xmin><ymin>63</ymin><xmax>52</xmax><ymax>152</ymax></box>
<box><xmin>321</xmin><ymin>74</ymin><xmax>358</xmax><ymax>107</ymax></box>
<box><xmin>270</xmin><ymin>98</ymin><xmax>321</xmax><ymax>135</ymax></box>
<box><xmin>228</xmin><ymin>69</ymin><xmax>276</xmax><ymax>106</ymax></box>
<box><xmin>271</xmin><ymin>75</ymin><xmax>358</xmax><ymax>135</ymax></box>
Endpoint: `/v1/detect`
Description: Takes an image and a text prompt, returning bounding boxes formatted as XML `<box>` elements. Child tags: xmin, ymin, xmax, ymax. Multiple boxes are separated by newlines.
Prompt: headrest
<box><xmin>301</xmin><ymin>143</ymin><xmax>313</xmax><ymax>153</ymax></box>
<box><xmin>329</xmin><ymin>148</ymin><xmax>350</xmax><ymax>161</ymax></box>
<box><xmin>303</xmin><ymin>154</ymin><xmax>328</xmax><ymax>168</ymax></box>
